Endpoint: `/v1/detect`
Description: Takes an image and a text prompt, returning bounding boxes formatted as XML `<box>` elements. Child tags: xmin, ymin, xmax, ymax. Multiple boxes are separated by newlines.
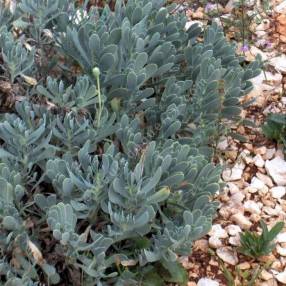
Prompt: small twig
<box><xmin>170</xmin><ymin>0</ymin><xmax>186</xmax><ymax>15</ymax></box>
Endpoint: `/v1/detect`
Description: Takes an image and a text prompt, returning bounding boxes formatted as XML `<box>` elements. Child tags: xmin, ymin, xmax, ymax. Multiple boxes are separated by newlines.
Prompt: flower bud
<box><xmin>92</xmin><ymin>67</ymin><xmax>100</xmax><ymax>78</ymax></box>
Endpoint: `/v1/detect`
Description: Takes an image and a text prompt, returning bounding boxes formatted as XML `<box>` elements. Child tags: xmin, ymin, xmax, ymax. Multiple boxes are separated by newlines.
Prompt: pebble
<box><xmin>275</xmin><ymin>0</ymin><xmax>286</xmax><ymax>13</ymax></box>
<box><xmin>265</xmin><ymin>148</ymin><xmax>276</xmax><ymax>160</ymax></box>
<box><xmin>255</xmin><ymin>146</ymin><xmax>267</xmax><ymax>155</ymax></box>
<box><xmin>191</xmin><ymin>8</ymin><xmax>204</xmax><ymax>19</ymax></box>
<box><xmin>225</xmin><ymin>150</ymin><xmax>238</xmax><ymax>161</ymax></box>
<box><xmin>276</xmin><ymin>149</ymin><xmax>285</xmax><ymax>159</ymax></box>
<box><xmin>277</xmin><ymin>245</ymin><xmax>286</xmax><ymax>256</ymax></box>
<box><xmin>193</xmin><ymin>239</ymin><xmax>209</xmax><ymax>252</ymax></box>
<box><xmin>197</xmin><ymin>278</ymin><xmax>219</xmax><ymax>286</ymax></box>
<box><xmin>258</xmin><ymin>254</ymin><xmax>276</xmax><ymax>263</ymax></box>
<box><xmin>276</xmin><ymin>270</ymin><xmax>286</xmax><ymax>284</ymax></box>
<box><xmin>261</xmin><ymin>198</ymin><xmax>275</xmax><ymax>207</ymax></box>
<box><xmin>244</xmin><ymin>46</ymin><xmax>268</xmax><ymax>62</ymax></box>
<box><xmin>208</xmin><ymin>224</ymin><xmax>228</xmax><ymax>238</ymax></box>
<box><xmin>216</xmin><ymin>247</ymin><xmax>238</xmax><ymax>265</ymax></box>
<box><xmin>263</xmin><ymin>206</ymin><xmax>281</xmax><ymax>216</ymax></box>
<box><xmin>277</xmin><ymin>233</ymin><xmax>286</xmax><ymax>243</ymax></box>
<box><xmin>244</xmin><ymin>186</ymin><xmax>258</xmax><ymax>193</ymax></box>
<box><xmin>222</xmin><ymin>162</ymin><xmax>245</xmax><ymax>181</ymax></box>
<box><xmin>261</xmin><ymin>269</ymin><xmax>274</xmax><ymax>281</ymax></box>
<box><xmin>231</xmin><ymin>213</ymin><xmax>252</xmax><ymax>229</ymax></box>
<box><xmin>225</xmin><ymin>0</ymin><xmax>236</xmax><ymax>12</ymax></box>
<box><xmin>217</xmin><ymin>138</ymin><xmax>228</xmax><ymax>150</ymax></box>
<box><xmin>253</xmin><ymin>154</ymin><xmax>265</xmax><ymax>167</ymax></box>
<box><xmin>258</xmin><ymin>186</ymin><xmax>269</xmax><ymax>196</ymax></box>
<box><xmin>280</xmin><ymin>256</ymin><xmax>286</xmax><ymax>265</ymax></box>
<box><xmin>209</xmin><ymin>236</ymin><xmax>223</xmax><ymax>248</ymax></box>
<box><xmin>265</xmin><ymin>157</ymin><xmax>286</xmax><ymax>186</ymax></box>
<box><xmin>256</xmin><ymin>19</ymin><xmax>271</xmax><ymax>31</ymax></box>
<box><xmin>260</xmin><ymin>279</ymin><xmax>278</xmax><ymax>286</ymax></box>
<box><xmin>251</xmin><ymin>73</ymin><xmax>282</xmax><ymax>95</ymax></box>
<box><xmin>256</xmin><ymin>30</ymin><xmax>267</xmax><ymax>38</ymax></box>
<box><xmin>241</xmin><ymin>150</ymin><xmax>253</xmax><ymax>164</ymax></box>
<box><xmin>250</xmin><ymin>213</ymin><xmax>261</xmax><ymax>223</ymax></box>
<box><xmin>229</xmin><ymin>235</ymin><xmax>241</xmax><ymax>246</ymax></box>
<box><xmin>227</xmin><ymin>182</ymin><xmax>240</xmax><ymax>194</ymax></box>
<box><xmin>244</xmin><ymin>200</ymin><xmax>261</xmax><ymax>214</ymax></box>
<box><xmin>270</xmin><ymin>186</ymin><xmax>286</xmax><ymax>199</ymax></box>
<box><xmin>230</xmin><ymin>191</ymin><xmax>245</xmax><ymax>204</ymax></box>
<box><xmin>218</xmin><ymin>206</ymin><xmax>232</xmax><ymax>219</ymax></box>
<box><xmin>245</xmin><ymin>0</ymin><xmax>255</xmax><ymax>7</ymax></box>
<box><xmin>269</xmin><ymin>55</ymin><xmax>286</xmax><ymax>74</ymax></box>
<box><xmin>237</xmin><ymin>262</ymin><xmax>251</xmax><ymax>270</ymax></box>
<box><xmin>209</xmin><ymin>258</ymin><xmax>219</xmax><ymax>267</ymax></box>
<box><xmin>272</xmin><ymin>260</ymin><xmax>282</xmax><ymax>271</ymax></box>
<box><xmin>250</xmin><ymin>177</ymin><xmax>267</xmax><ymax>191</ymax></box>
<box><xmin>225</xmin><ymin>0</ymin><xmax>254</xmax><ymax>9</ymax></box>
<box><xmin>257</xmin><ymin>172</ymin><xmax>274</xmax><ymax>187</ymax></box>
<box><xmin>226</xmin><ymin>224</ymin><xmax>242</xmax><ymax>236</ymax></box>
<box><xmin>243</xmin><ymin>144</ymin><xmax>253</xmax><ymax>152</ymax></box>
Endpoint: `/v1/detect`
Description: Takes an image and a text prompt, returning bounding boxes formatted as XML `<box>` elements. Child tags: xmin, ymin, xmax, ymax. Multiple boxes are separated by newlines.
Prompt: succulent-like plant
<box><xmin>0</xmin><ymin>0</ymin><xmax>261</xmax><ymax>284</ymax></box>
<box><xmin>1</xmin><ymin>38</ymin><xmax>35</xmax><ymax>82</ymax></box>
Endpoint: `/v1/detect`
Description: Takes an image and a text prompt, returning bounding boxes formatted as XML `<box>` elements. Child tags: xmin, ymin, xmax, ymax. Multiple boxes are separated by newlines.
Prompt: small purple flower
<box><xmin>205</xmin><ymin>2</ymin><xmax>216</xmax><ymax>13</ymax></box>
<box><xmin>265</xmin><ymin>40</ymin><xmax>272</xmax><ymax>49</ymax></box>
<box><xmin>240</xmin><ymin>43</ymin><xmax>249</xmax><ymax>52</ymax></box>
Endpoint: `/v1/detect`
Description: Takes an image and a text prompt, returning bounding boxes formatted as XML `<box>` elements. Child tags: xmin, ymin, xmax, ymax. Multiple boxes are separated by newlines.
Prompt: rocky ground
<box><xmin>179</xmin><ymin>0</ymin><xmax>286</xmax><ymax>285</ymax></box>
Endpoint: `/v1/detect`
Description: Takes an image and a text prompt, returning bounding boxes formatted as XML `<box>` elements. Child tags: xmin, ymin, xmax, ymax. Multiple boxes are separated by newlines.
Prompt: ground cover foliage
<box><xmin>263</xmin><ymin>113</ymin><xmax>286</xmax><ymax>151</ymax></box>
<box><xmin>0</xmin><ymin>0</ymin><xmax>261</xmax><ymax>285</ymax></box>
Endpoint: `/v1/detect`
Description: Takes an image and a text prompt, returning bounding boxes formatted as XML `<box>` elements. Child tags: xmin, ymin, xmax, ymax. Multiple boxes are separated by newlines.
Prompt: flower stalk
<box><xmin>92</xmin><ymin>67</ymin><xmax>103</xmax><ymax>128</ymax></box>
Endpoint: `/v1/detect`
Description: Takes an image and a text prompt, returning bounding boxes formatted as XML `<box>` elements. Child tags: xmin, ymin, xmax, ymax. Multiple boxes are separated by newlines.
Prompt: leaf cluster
<box><xmin>239</xmin><ymin>220</ymin><xmax>284</xmax><ymax>259</ymax></box>
<box><xmin>263</xmin><ymin>113</ymin><xmax>286</xmax><ymax>150</ymax></box>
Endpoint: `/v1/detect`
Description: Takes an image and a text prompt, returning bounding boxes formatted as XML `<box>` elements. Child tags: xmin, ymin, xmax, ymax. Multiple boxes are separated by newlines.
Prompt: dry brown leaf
<box><xmin>21</xmin><ymin>74</ymin><xmax>38</xmax><ymax>86</ymax></box>
<box><xmin>0</xmin><ymin>80</ymin><xmax>12</xmax><ymax>93</ymax></box>
<box><xmin>120</xmin><ymin>259</ymin><xmax>138</xmax><ymax>266</ymax></box>
<box><xmin>28</xmin><ymin>239</ymin><xmax>45</xmax><ymax>265</ymax></box>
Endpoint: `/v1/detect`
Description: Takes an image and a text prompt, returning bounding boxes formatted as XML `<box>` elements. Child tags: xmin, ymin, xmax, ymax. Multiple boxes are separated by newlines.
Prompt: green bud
<box><xmin>92</xmin><ymin>67</ymin><xmax>101</xmax><ymax>78</ymax></box>
<box><xmin>148</xmin><ymin>187</ymin><xmax>170</xmax><ymax>204</ymax></box>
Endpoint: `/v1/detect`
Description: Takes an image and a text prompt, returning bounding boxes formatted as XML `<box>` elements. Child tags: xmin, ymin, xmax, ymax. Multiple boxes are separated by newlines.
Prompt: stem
<box><xmin>95</xmin><ymin>74</ymin><xmax>103</xmax><ymax>128</ymax></box>
<box><xmin>241</xmin><ymin>0</ymin><xmax>246</xmax><ymax>55</ymax></box>
<box><xmin>215</xmin><ymin>0</ymin><xmax>225</xmax><ymax>30</ymax></box>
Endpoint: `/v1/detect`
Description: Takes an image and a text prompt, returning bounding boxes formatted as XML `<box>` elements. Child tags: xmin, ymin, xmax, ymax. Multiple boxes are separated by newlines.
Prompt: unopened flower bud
<box><xmin>92</xmin><ymin>67</ymin><xmax>100</xmax><ymax>78</ymax></box>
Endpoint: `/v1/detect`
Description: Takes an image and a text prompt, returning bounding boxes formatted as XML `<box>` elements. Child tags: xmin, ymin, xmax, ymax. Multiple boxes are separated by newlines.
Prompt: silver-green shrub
<box><xmin>0</xmin><ymin>0</ymin><xmax>260</xmax><ymax>285</ymax></box>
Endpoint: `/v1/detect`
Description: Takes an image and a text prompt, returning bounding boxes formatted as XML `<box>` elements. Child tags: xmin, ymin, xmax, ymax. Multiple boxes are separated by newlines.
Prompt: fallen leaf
<box><xmin>21</xmin><ymin>74</ymin><xmax>38</xmax><ymax>86</ymax></box>
<box><xmin>28</xmin><ymin>240</ymin><xmax>45</xmax><ymax>265</ymax></box>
